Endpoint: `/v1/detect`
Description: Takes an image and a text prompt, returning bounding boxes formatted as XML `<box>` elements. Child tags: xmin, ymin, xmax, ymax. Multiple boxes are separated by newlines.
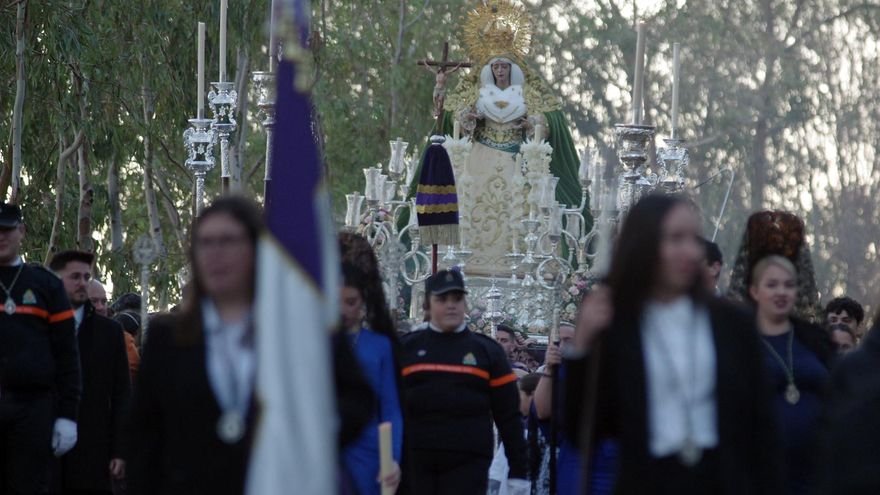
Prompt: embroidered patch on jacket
<box><xmin>462</xmin><ymin>352</ymin><xmax>477</xmax><ymax>366</ymax></box>
<box><xmin>22</xmin><ymin>289</ymin><xmax>36</xmax><ymax>305</ymax></box>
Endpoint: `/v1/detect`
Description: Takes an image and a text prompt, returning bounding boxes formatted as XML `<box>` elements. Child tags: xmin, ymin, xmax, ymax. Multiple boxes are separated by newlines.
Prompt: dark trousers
<box><xmin>647</xmin><ymin>448</ymin><xmax>721</xmax><ymax>495</ymax></box>
<box><xmin>410</xmin><ymin>449</ymin><xmax>491</xmax><ymax>495</ymax></box>
<box><xmin>0</xmin><ymin>394</ymin><xmax>54</xmax><ymax>495</ymax></box>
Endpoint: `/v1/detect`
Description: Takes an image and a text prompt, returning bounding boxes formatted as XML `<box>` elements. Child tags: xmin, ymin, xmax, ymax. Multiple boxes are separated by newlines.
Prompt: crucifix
<box><xmin>417</xmin><ymin>41</ymin><xmax>472</xmax><ymax>133</ymax></box>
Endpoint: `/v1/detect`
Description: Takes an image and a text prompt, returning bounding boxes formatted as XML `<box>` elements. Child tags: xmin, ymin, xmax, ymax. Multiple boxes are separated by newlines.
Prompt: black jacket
<box><xmin>127</xmin><ymin>314</ymin><xmax>255</xmax><ymax>495</ymax></box>
<box><xmin>57</xmin><ymin>303</ymin><xmax>131</xmax><ymax>491</ymax></box>
<box><xmin>813</xmin><ymin>325</ymin><xmax>880</xmax><ymax>495</ymax></box>
<box><xmin>0</xmin><ymin>262</ymin><xmax>79</xmax><ymax>419</ymax></box>
<box><xmin>565</xmin><ymin>298</ymin><xmax>785</xmax><ymax>495</ymax></box>
<box><xmin>399</xmin><ymin>327</ymin><xmax>528</xmax><ymax>479</ymax></box>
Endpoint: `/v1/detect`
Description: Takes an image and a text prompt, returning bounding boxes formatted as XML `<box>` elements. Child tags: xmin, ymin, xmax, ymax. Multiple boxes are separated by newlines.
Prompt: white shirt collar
<box><xmin>73</xmin><ymin>306</ymin><xmax>85</xmax><ymax>334</ymax></box>
<box><xmin>201</xmin><ymin>298</ymin><xmax>252</xmax><ymax>338</ymax></box>
<box><xmin>429</xmin><ymin>321</ymin><xmax>467</xmax><ymax>334</ymax></box>
<box><xmin>3</xmin><ymin>256</ymin><xmax>23</xmax><ymax>267</ymax></box>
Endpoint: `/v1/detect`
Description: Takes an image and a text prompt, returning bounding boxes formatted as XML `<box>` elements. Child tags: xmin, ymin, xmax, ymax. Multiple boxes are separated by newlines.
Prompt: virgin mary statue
<box><xmin>438</xmin><ymin>0</ymin><xmax>582</xmax><ymax>276</ymax></box>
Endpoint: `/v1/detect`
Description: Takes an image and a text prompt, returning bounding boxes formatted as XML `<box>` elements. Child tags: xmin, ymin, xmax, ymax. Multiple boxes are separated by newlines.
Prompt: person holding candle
<box><xmin>338</xmin><ymin>233</ymin><xmax>404</xmax><ymax>495</ymax></box>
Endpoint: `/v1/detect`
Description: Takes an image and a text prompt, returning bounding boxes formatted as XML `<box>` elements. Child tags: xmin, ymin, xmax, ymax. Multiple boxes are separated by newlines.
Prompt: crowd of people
<box><xmin>0</xmin><ymin>193</ymin><xmax>877</xmax><ymax>495</ymax></box>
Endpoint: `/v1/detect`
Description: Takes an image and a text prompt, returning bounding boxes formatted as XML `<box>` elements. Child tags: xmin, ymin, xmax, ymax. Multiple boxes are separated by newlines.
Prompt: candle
<box><xmin>453</xmin><ymin>120</ymin><xmax>461</xmax><ymax>140</ymax></box>
<box><xmin>671</xmin><ymin>42</ymin><xmax>681</xmax><ymax>138</ymax></box>
<box><xmin>268</xmin><ymin>0</ymin><xmax>278</xmax><ymax>72</ymax></box>
<box><xmin>219</xmin><ymin>0</ymin><xmax>228</xmax><ymax>83</ymax></box>
<box><xmin>534</xmin><ymin>124</ymin><xmax>544</xmax><ymax>141</ymax></box>
<box><xmin>197</xmin><ymin>22</ymin><xmax>205</xmax><ymax>119</ymax></box>
<box><xmin>379</xmin><ymin>422</ymin><xmax>394</xmax><ymax>495</ymax></box>
<box><xmin>408</xmin><ymin>199</ymin><xmax>419</xmax><ymax>228</ymax></box>
<box><xmin>363</xmin><ymin>168</ymin><xmax>381</xmax><ymax>201</ymax></box>
<box><xmin>632</xmin><ymin>22</ymin><xmax>646</xmax><ymax>124</ymax></box>
<box><xmin>406</xmin><ymin>148</ymin><xmax>419</xmax><ymax>184</ymax></box>
<box><xmin>578</xmin><ymin>148</ymin><xmax>591</xmax><ymax>182</ymax></box>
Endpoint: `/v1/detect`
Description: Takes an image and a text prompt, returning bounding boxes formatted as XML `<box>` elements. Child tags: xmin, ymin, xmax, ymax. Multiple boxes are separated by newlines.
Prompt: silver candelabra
<box><xmin>184</xmin><ymin>118</ymin><xmax>217</xmax><ymax>214</ymax></box>
<box><xmin>208</xmin><ymin>81</ymin><xmax>238</xmax><ymax>193</ymax></box>
<box><xmin>252</xmin><ymin>71</ymin><xmax>276</xmax><ymax>198</ymax></box>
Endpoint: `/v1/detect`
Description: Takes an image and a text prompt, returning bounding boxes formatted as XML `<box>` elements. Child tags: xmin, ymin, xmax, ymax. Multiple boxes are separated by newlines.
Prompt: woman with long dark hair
<box><xmin>565</xmin><ymin>194</ymin><xmax>784</xmax><ymax>494</ymax></box>
<box><xmin>338</xmin><ymin>233</ymin><xmax>404</xmax><ymax>495</ymax></box>
<box><xmin>128</xmin><ymin>196</ymin><xmax>263</xmax><ymax>495</ymax></box>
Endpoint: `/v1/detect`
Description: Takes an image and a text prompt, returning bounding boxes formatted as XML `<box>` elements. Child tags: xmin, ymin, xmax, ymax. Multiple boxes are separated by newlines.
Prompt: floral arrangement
<box><xmin>467</xmin><ymin>306</ymin><xmax>521</xmax><ymax>337</ymax></box>
<box><xmin>558</xmin><ymin>271</ymin><xmax>593</xmax><ymax>324</ymax></box>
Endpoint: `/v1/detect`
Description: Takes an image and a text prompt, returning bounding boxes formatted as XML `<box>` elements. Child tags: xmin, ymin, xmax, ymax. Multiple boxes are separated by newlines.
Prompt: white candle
<box><xmin>197</xmin><ymin>22</ymin><xmax>205</xmax><ymax>119</ymax></box>
<box><xmin>379</xmin><ymin>422</ymin><xmax>394</xmax><ymax>495</ymax></box>
<box><xmin>219</xmin><ymin>0</ymin><xmax>228</xmax><ymax>83</ymax></box>
<box><xmin>268</xmin><ymin>0</ymin><xmax>278</xmax><ymax>72</ymax></box>
<box><xmin>534</xmin><ymin>124</ymin><xmax>544</xmax><ymax>141</ymax></box>
<box><xmin>671</xmin><ymin>42</ymin><xmax>681</xmax><ymax>138</ymax></box>
<box><xmin>632</xmin><ymin>22</ymin><xmax>646</xmax><ymax>125</ymax></box>
<box><xmin>578</xmin><ymin>149</ymin><xmax>590</xmax><ymax>182</ymax></box>
<box><xmin>453</xmin><ymin>120</ymin><xmax>461</xmax><ymax>140</ymax></box>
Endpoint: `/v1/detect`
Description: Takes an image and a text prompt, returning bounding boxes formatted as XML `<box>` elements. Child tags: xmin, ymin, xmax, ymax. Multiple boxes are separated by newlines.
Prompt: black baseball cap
<box><xmin>425</xmin><ymin>269</ymin><xmax>467</xmax><ymax>296</ymax></box>
<box><xmin>0</xmin><ymin>203</ymin><xmax>22</xmax><ymax>229</ymax></box>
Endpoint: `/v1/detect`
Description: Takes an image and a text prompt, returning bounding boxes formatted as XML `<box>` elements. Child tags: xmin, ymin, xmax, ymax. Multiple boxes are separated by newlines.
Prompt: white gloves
<box><xmin>507</xmin><ymin>478</ymin><xmax>530</xmax><ymax>495</ymax></box>
<box><xmin>52</xmin><ymin>418</ymin><xmax>78</xmax><ymax>457</ymax></box>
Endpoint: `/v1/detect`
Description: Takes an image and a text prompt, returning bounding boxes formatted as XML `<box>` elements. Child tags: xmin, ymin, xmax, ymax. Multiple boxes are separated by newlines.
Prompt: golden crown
<box><xmin>462</xmin><ymin>1</ymin><xmax>532</xmax><ymax>66</ymax></box>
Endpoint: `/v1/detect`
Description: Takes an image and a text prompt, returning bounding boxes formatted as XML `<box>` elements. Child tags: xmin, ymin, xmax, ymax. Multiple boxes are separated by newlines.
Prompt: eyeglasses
<box><xmin>195</xmin><ymin>234</ymin><xmax>250</xmax><ymax>250</ymax></box>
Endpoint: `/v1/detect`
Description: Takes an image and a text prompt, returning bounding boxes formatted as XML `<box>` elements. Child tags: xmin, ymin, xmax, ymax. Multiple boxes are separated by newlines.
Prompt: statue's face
<box><xmin>491</xmin><ymin>62</ymin><xmax>511</xmax><ymax>83</ymax></box>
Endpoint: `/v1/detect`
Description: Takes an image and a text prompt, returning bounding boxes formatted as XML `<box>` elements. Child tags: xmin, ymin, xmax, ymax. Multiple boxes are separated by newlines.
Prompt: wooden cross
<box><xmin>417</xmin><ymin>42</ymin><xmax>472</xmax><ymax>131</ymax></box>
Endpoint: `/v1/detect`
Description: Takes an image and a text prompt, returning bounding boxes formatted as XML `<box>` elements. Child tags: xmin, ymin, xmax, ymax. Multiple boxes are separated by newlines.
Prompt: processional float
<box><xmin>340</xmin><ymin>1</ymin><xmax>733</xmax><ymax>338</ymax></box>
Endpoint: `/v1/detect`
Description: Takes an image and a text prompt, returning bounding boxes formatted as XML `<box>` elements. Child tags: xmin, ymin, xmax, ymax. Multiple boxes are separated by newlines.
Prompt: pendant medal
<box><xmin>217</xmin><ymin>411</ymin><xmax>245</xmax><ymax>444</ymax></box>
<box><xmin>4</xmin><ymin>297</ymin><xmax>16</xmax><ymax>315</ymax></box>
<box><xmin>679</xmin><ymin>437</ymin><xmax>703</xmax><ymax>467</ymax></box>
<box><xmin>785</xmin><ymin>383</ymin><xmax>800</xmax><ymax>405</ymax></box>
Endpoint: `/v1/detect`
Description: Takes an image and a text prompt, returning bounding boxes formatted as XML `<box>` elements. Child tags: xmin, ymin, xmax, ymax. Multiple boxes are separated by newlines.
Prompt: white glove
<box><xmin>507</xmin><ymin>478</ymin><xmax>530</xmax><ymax>495</ymax></box>
<box><xmin>52</xmin><ymin>418</ymin><xmax>78</xmax><ymax>457</ymax></box>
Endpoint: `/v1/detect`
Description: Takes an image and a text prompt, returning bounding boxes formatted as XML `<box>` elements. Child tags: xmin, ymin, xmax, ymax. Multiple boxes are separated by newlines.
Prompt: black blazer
<box><xmin>58</xmin><ymin>303</ymin><xmax>131</xmax><ymax>491</ymax></box>
<box><xmin>813</xmin><ymin>325</ymin><xmax>880</xmax><ymax>495</ymax></box>
<box><xmin>127</xmin><ymin>314</ymin><xmax>255</xmax><ymax>495</ymax></box>
<box><xmin>566</xmin><ymin>298</ymin><xmax>785</xmax><ymax>495</ymax></box>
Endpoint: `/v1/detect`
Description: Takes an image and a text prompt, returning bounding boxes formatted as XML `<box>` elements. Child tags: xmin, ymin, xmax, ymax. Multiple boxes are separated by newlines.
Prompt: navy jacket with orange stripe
<box><xmin>400</xmin><ymin>326</ymin><xmax>528</xmax><ymax>478</ymax></box>
<box><xmin>0</xmin><ymin>263</ymin><xmax>80</xmax><ymax>420</ymax></box>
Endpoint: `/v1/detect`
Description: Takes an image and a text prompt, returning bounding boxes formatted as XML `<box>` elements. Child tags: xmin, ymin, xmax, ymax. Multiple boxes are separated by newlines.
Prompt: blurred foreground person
<box><xmin>749</xmin><ymin>256</ymin><xmax>832</xmax><ymax>495</ymax></box>
<box><xmin>50</xmin><ymin>251</ymin><xmax>131</xmax><ymax>494</ymax></box>
<box><xmin>400</xmin><ymin>269</ymin><xmax>529</xmax><ymax>495</ymax></box>
<box><xmin>815</xmin><ymin>309</ymin><xmax>880</xmax><ymax>495</ymax></box>
<box><xmin>565</xmin><ymin>194</ymin><xmax>784</xmax><ymax>495</ymax></box>
<box><xmin>0</xmin><ymin>203</ymin><xmax>81</xmax><ymax>493</ymax></box>
<box><xmin>128</xmin><ymin>197</ymin><xmax>262</xmax><ymax>495</ymax></box>
<box><xmin>338</xmin><ymin>232</ymin><xmax>404</xmax><ymax>495</ymax></box>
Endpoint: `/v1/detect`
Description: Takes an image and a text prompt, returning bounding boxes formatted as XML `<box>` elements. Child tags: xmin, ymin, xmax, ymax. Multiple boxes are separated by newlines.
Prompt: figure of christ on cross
<box><xmin>417</xmin><ymin>41</ymin><xmax>472</xmax><ymax>130</ymax></box>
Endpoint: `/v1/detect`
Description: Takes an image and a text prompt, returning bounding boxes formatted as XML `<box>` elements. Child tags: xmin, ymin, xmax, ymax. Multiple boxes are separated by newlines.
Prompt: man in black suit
<box><xmin>49</xmin><ymin>251</ymin><xmax>130</xmax><ymax>495</ymax></box>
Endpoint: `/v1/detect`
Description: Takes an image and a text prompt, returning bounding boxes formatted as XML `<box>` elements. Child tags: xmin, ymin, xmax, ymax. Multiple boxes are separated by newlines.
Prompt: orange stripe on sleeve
<box><xmin>14</xmin><ymin>306</ymin><xmax>49</xmax><ymax>319</ymax></box>
<box><xmin>490</xmin><ymin>373</ymin><xmax>518</xmax><ymax>387</ymax></box>
<box><xmin>48</xmin><ymin>309</ymin><xmax>75</xmax><ymax>323</ymax></box>
<box><xmin>402</xmin><ymin>363</ymin><xmax>490</xmax><ymax>380</ymax></box>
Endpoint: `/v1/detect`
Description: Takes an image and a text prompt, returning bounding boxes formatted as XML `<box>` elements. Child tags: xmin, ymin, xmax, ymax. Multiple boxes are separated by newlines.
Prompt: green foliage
<box><xmin>0</xmin><ymin>0</ymin><xmax>270</xmax><ymax>308</ymax></box>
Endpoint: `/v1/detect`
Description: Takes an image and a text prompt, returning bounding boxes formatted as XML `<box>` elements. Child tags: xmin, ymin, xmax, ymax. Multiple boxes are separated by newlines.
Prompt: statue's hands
<box><xmin>518</xmin><ymin>117</ymin><xmax>533</xmax><ymax>131</ymax></box>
